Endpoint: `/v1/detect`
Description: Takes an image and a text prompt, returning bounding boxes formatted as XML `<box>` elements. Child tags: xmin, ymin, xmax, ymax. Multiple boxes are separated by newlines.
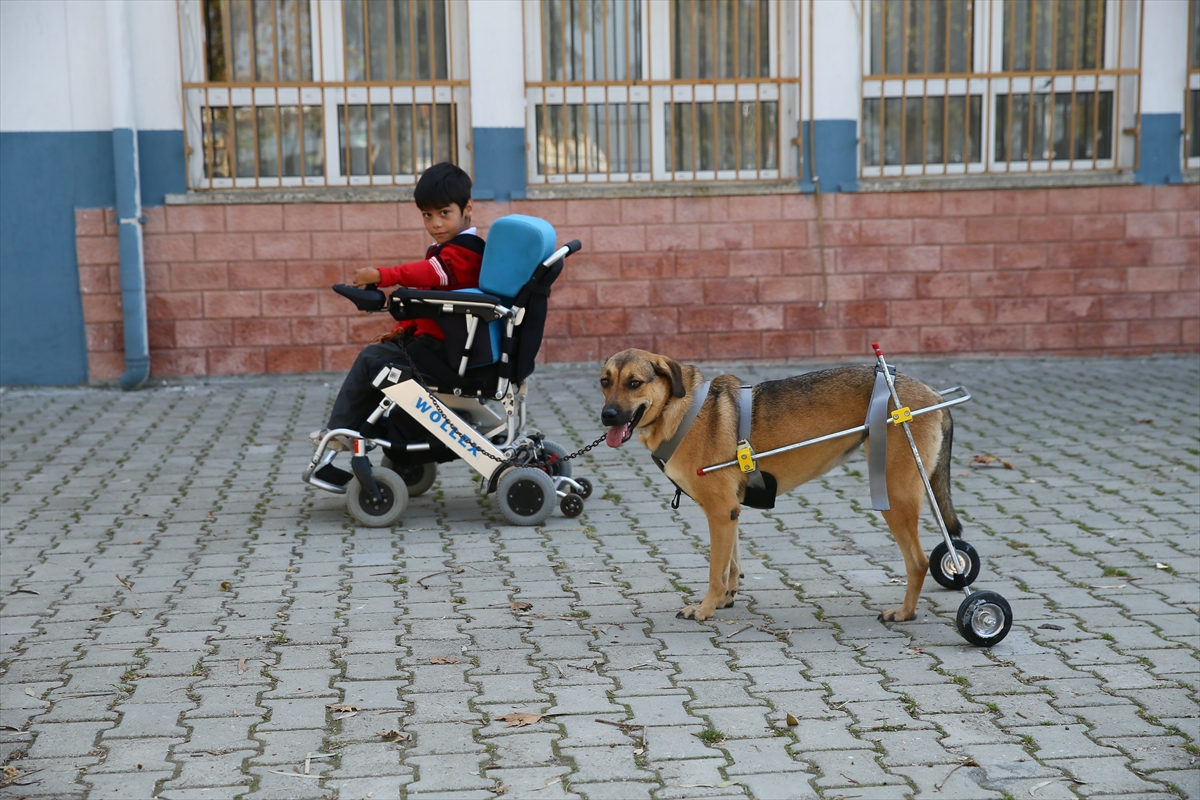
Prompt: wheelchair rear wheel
<box><xmin>346</xmin><ymin>467</ymin><xmax>409</xmax><ymax>528</ymax></box>
<box><xmin>540</xmin><ymin>440</ymin><xmax>572</xmax><ymax>479</ymax></box>
<box><xmin>382</xmin><ymin>455</ymin><xmax>437</xmax><ymax>497</ymax></box>
<box><xmin>496</xmin><ymin>467</ymin><xmax>556</xmax><ymax>526</ymax></box>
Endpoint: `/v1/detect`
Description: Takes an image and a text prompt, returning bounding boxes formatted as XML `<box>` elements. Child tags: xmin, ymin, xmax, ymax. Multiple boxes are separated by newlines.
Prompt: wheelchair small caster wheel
<box><xmin>930</xmin><ymin>539</ymin><xmax>980</xmax><ymax>589</ymax></box>
<box><xmin>560</xmin><ymin>493</ymin><xmax>584</xmax><ymax>518</ymax></box>
<box><xmin>383</xmin><ymin>455</ymin><xmax>437</xmax><ymax>497</ymax></box>
<box><xmin>956</xmin><ymin>590</ymin><xmax>1013</xmax><ymax>647</ymax></box>
<box><xmin>574</xmin><ymin>477</ymin><xmax>593</xmax><ymax>499</ymax></box>
<box><xmin>497</xmin><ymin>468</ymin><xmax>556</xmax><ymax>526</ymax></box>
<box><xmin>346</xmin><ymin>467</ymin><xmax>409</xmax><ymax>528</ymax></box>
<box><xmin>540</xmin><ymin>440</ymin><xmax>573</xmax><ymax>479</ymax></box>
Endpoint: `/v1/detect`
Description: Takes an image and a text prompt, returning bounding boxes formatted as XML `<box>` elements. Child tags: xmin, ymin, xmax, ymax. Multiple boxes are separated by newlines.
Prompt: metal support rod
<box><xmin>697</xmin><ymin>386</ymin><xmax>970</xmax><ymax>476</ymax></box>
<box><xmin>870</xmin><ymin>343</ymin><xmax>968</xmax><ymax>587</ymax></box>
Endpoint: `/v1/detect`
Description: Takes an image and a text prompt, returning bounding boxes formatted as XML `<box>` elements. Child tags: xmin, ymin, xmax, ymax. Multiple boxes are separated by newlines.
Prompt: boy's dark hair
<box><xmin>414</xmin><ymin>162</ymin><xmax>472</xmax><ymax>211</ymax></box>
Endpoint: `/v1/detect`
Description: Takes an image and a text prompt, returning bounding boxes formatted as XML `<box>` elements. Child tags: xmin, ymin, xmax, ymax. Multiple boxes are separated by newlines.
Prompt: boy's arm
<box><xmin>376</xmin><ymin>243</ymin><xmax>483</xmax><ymax>290</ymax></box>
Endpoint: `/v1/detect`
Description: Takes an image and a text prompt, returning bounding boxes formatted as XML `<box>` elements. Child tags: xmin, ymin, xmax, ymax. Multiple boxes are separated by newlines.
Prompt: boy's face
<box><xmin>422</xmin><ymin>200</ymin><xmax>473</xmax><ymax>244</ymax></box>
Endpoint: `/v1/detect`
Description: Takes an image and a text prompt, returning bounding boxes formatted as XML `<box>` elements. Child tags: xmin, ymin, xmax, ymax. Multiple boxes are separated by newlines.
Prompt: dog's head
<box><xmin>599</xmin><ymin>349</ymin><xmax>686</xmax><ymax>448</ymax></box>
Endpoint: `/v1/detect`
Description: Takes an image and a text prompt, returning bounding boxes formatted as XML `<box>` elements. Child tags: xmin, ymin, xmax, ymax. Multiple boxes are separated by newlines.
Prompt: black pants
<box><xmin>327</xmin><ymin>335</ymin><xmax>448</xmax><ymax>433</ymax></box>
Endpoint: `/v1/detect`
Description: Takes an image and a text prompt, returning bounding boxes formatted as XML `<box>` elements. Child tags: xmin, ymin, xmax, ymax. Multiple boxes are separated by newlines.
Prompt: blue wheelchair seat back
<box><xmin>454</xmin><ymin>214</ymin><xmax>562</xmax><ymax>374</ymax></box>
<box><xmin>478</xmin><ymin>215</ymin><xmax>558</xmax><ymax>301</ymax></box>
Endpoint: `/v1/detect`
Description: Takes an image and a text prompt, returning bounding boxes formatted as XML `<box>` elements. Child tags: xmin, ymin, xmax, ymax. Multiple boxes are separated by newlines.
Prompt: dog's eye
<box><xmin>628</xmin><ymin>379</ymin><xmax>643</xmax><ymax>389</ymax></box>
<box><xmin>600</xmin><ymin>376</ymin><xmax>610</xmax><ymax>388</ymax></box>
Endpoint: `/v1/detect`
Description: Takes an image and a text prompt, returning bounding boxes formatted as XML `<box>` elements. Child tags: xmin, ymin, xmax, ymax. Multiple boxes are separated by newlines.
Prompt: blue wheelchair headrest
<box><xmin>478</xmin><ymin>215</ymin><xmax>558</xmax><ymax>301</ymax></box>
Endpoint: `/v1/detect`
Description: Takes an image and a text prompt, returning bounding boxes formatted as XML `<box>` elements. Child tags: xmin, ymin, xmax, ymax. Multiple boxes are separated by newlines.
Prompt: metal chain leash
<box><xmin>390</xmin><ymin>337</ymin><xmax>605</xmax><ymax>470</ymax></box>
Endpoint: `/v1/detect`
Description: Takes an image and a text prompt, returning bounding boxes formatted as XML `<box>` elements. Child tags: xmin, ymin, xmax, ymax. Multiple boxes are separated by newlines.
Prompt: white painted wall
<box><xmin>466</xmin><ymin>0</ymin><xmax>525</xmax><ymax>128</ymax></box>
<box><xmin>810</xmin><ymin>0</ymin><xmax>861</xmax><ymax>121</ymax></box>
<box><xmin>1</xmin><ymin>0</ymin><xmax>1188</xmax><ymax>133</ymax></box>
<box><xmin>1140</xmin><ymin>0</ymin><xmax>1188</xmax><ymax>115</ymax></box>
<box><xmin>0</xmin><ymin>0</ymin><xmax>181</xmax><ymax>133</ymax></box>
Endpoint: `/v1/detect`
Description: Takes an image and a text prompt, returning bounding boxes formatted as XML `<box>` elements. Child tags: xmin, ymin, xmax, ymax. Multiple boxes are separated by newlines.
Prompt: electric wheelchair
<box><xmin>302</xmin><ymin>214</ymin><xmax>591</xmax><ymax>527</ymax></box>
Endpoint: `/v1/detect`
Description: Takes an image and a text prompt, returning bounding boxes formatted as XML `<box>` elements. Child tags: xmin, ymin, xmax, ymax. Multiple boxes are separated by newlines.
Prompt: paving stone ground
<box><xmin>1</xmin><ymin>354</ymin><xmax>1197</xmax><ymax>800</ymax></box>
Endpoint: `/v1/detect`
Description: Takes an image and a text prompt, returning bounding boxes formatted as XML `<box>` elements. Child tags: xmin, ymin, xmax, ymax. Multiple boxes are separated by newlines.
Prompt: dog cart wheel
<box><xmin>573</xmin><ymin>477</ymin><xmax>593</xmax><ymax>499</ymax></box>
<box><xmin>956</xmin><ymin>590</ymin><xmax>1013</xmax><ymax>647</ymax></box>
<box><xmin>497</xmin><ymin>467</ymin><xmax>557</xmax><ymax>526</ymax></box>
<box><xmin>560</xmin><ymin>493</ymin><xmax>585</xmax><ymax>518</ymax></box>
<box><xmin>382</xmin><ymin>455</ymin><xmax>438</xmax><ymax>497</ymax></box>
<box><xmin>929</xmin><ymin>539</ymin><xmax>981</xmax><ymax>589</ymax></box>
<box><xmin>346</xmin><ymin>467</ymin><xmax>409</xmax><ymax>527</ymax></box>
<box><xmin>540</xmin><ymin>440</ymin><xmax>573</xmax><ymax>479</ymax></box>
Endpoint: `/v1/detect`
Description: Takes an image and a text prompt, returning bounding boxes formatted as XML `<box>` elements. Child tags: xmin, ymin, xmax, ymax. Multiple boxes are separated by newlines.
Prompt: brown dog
<box><xmin>600</xmin><ymin>348</ymin><xmax>960</xmax><ymax>622</ymax></box>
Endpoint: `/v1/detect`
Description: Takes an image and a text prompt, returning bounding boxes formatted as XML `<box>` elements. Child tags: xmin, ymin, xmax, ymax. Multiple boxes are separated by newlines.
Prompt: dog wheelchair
<box><xmin>302</xmin><ymin>214</ymin><xmax>592</xmax><ymax>527</ymax></box>
<box><xmin>696</xmin><ymin>343</ymin><xmax>1013</xmax><ymax>647</ymax></box>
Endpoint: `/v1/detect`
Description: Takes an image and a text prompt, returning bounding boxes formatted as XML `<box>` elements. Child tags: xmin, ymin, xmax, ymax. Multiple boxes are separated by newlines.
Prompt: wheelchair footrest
<box><xmin>314</xmin><ymin>463</ymin><xmax>353</xmax><ymax>488</ymax></box>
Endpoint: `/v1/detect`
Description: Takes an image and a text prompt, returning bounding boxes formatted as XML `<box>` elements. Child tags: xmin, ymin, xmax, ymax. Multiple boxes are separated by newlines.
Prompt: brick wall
<box><xmin>76</xmin><ymin>184</ymin><xmax>1199</xmax><ymax>380</ymax></box>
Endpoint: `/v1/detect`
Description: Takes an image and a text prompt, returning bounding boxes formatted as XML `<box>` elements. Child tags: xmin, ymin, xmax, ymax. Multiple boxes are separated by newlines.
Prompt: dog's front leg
<box><xmin>677</xmin><ymin>505</ymin><xmax>740</xmax><ymax>621</ymax></box>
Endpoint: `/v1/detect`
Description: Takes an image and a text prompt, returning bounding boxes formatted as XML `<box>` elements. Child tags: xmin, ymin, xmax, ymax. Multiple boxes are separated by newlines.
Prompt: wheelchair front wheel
<box><xmin>539</xmin><ymin>440</ymin><xmax>573</xmax><ymax>479</ymax></box>
<box><xmin>346</xmin><ymin>467</ymin><xmax>409</xmax><ymax>528</ymax></box>
<box><xmin>929</xmin><ymin>539</ymin><xmax>980</xmax><ymax>589</ymax></box>
<box><xmin>382</xmin><ymin>455</ymin><xmax>437</xmax><ymax>497</ymax></box>
<box><xmin>496</xmin><ymin>468</ymin><xmax>556</xmax><ymax>526</ymax></box>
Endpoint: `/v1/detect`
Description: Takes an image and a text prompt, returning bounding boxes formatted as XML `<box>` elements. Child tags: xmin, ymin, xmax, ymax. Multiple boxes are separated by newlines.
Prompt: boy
<box><xmin>311</xmin><ymin>162</ymin><xmax>484</xmax><ymax>447</ymax></box>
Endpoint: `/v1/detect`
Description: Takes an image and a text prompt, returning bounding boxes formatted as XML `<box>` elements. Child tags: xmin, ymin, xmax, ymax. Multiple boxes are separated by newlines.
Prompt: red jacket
<box><xmin>376</xmin><ymin>231</ymin><xmax>486</xmax><ymax>340</ymax></box>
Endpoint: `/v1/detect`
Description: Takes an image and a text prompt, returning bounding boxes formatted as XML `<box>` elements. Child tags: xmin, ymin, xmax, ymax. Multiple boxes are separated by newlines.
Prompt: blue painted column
<box><xmin>801</xmin><ymin>0</ymin><xmax>859</xmax><ymax>192</ymax></box>
<box><xmin>802</xmin><ymin>120</ymin><xmax>860</xmax><ymax>194</ymax></box>
<box><xmin>1135</xmin><ymin>0</ymin><xmax>1186</xmax><ymax>185</ymax></box>
<box><xmin>466</xmin><ymin>0</ymin><xmax>526</xmax><ymax>202</ymax></box>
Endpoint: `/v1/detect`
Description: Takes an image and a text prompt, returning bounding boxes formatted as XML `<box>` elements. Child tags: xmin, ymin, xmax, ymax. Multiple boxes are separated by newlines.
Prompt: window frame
<box><xmin>859</xmin><ymin>0</ymin><xmax>1141</xmax><ymax>180</ymax></box>
<box><xmin>178</xmin><ymin>0</ymin><xmax>472</xmax><ymax>191</ymax></box>
<box><xmin>522</xmin><ymin>0</ymin><xmax>802</xmax><ymax>187</ymax></box>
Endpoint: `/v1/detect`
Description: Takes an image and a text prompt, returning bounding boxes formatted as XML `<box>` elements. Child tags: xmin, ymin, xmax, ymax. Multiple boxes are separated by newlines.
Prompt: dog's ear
<box><xmin>653</xmin><ymin>356</ymin><xmax>686</xmax><ymax>398</ymax></box>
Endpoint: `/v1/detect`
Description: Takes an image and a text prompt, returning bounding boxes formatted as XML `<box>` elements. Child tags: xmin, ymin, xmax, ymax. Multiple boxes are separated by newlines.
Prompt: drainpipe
<box><xmin>106</xmin><ymin>0</ymin><xmax>150</xmax><ymax>390</ymax></box>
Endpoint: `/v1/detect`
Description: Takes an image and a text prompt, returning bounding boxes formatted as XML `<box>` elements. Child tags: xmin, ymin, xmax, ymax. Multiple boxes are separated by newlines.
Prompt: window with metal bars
<box><xmin>524</xmin><ymin>0</ymin><xmax>800</xmax><ymax>185</ymax></box>
<box><xmin>1187</xmin><ymin>0</ymin><xmax>1200</xmax><ymax>166</ymax></box>
<box><xmin>180</xmin><ymin>0</ymin><xmax>469</xmax><ymax>190</ymax></box>
<box><xmin>861</xmin><ymin>0</ymin><xmax>1140</xmax><ymax>178</ymax></box>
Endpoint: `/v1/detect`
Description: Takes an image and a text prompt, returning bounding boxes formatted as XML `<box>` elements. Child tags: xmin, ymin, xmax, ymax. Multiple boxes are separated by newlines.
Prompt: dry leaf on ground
<box><xmin>326</xmin><ymin>703</ymin><xmax>362</xmax><ymax>719</ymax></box>
<box><xmin>510</xmin><ymin>601</ymin><xmax>533</xmax><ymax>612</ymax></box>
<box><xmin>969</xmin><ymin>455</ymin><xmax>1014</xmax><ymax>469</ymax></box>
<box><xmin>495</xmin><ymin>712</ymin><xmax>541</xmax><ymax>728</ymax></box>
<box><xmin>429</xmin><ymin>655</ymin><xmax>459</xmax><ymax>664</ymax></box>
<box><xmin>377</xmin><ymin>729</ymin><xmax>409</xmax><ymax>742</ymax></box>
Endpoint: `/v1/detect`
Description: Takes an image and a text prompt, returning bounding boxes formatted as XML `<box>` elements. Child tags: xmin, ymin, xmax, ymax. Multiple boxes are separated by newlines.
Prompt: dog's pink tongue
<box><xmin>606</xmin><ymin>424</ymin><xmax>630</xmax><ymax>448</ymax></box>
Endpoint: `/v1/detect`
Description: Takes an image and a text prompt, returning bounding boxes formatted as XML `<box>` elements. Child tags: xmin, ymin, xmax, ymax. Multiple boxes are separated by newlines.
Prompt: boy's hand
<box><xmin>352</xmin><ymin>267</ymin><xmax>381</xmax><ymax>286</ymax></box>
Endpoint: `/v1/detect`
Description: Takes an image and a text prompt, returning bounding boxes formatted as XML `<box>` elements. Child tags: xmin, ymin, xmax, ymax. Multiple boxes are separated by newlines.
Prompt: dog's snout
<box><xmin>601</xmin><ymin>406</ymin><xmax>619</xmax><ymax>426</ymax></box>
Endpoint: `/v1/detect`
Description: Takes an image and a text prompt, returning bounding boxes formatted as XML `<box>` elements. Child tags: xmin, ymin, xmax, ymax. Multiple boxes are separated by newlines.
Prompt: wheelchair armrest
<box><xmin>389</xmin><ymin>287</ymin><xmax>511</xmax><ymax>323</ymax></box>
<box><xmin>333</xmin><ymin>284</ymin><xmax>387</xmax><ymax>312</ymax></box>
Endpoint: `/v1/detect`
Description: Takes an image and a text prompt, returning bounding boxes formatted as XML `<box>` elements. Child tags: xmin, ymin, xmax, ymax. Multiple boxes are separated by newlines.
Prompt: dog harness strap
<box><xmin>651</xmin><ymin>380</ymin><xmax>711</xmax><ymax>469</ymax></box>
<box><xmin>737</xmin><ymin>386</ymin><xmax>766</xmax><ymax>492</ymax></box>
<box><xmin>866</xmin><ymin>368</ymin><xmax>892</xmax><ymax>511</ymax></box>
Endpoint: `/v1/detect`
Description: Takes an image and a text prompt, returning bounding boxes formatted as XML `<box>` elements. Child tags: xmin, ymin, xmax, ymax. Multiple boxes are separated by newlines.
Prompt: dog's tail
<box><xmin>931</xmin><ymin>411</ymin><xmax>963</xmax><ymax>538</ymax></box>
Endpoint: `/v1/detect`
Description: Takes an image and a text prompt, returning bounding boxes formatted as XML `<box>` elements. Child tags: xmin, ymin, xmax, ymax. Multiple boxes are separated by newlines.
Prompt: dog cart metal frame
<box><xmin>696</xmin><ymin>343</ymin><xmax>1013</xmax><ymax>647</ymax></box>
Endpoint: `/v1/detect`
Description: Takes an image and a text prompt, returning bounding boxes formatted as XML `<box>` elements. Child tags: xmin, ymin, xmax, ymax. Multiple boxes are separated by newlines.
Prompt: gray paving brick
<box><xmin>3</xmin><ymin>358</ymin><xmax>1198</xmax><ymax>798</ymax></box>
<box><xmin>25</xmin><ymin>721</ymin><xmax>112</xmax><ymax>758</ymax></box>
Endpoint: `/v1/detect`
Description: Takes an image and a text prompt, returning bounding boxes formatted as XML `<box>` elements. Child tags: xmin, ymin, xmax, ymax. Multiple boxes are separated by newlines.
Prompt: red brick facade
<box><xmin>77</xmin><ymin>184</ymin><xmax>1199</xmax><ymax>380</ymax></box>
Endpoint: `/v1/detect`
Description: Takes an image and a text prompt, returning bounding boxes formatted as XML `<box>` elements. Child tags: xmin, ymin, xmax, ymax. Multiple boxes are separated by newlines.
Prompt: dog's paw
<box><xmin>676</xmin><ymin>604</ymin><xmax>713</xmax><ymax>621</ymax></box>
<box><xmin>717</xmin><ymin>592</ymin><xmax>737</xmax><ymax>609</ymax></box>
<box><xmin>878</xmin><ymin>606</ymin><xmax>917</xmax><ymax>622</ymax></box>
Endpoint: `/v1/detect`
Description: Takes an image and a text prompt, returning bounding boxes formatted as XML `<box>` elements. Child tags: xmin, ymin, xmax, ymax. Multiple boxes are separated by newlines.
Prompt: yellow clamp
<box><xmin>890</xmin><ymin>406</ymin><xmax>913</xmax><ymax>425</ymax></box>
<box><xmin>736</xmin><ymin>439</ymin><xmax>757</xmax><ymax>473</ymax></box>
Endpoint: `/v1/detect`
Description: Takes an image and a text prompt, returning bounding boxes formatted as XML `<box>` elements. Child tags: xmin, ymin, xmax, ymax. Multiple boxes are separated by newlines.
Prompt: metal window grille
<box><xmin>525</xmin><ymin>0</ymin><xmax>801</xmax><ymax>184</ymax></box>
<box><xmin>861</xmin><ymin>0</ymin><xmax>1141</xmax><ymax>179</ymax></box>
<box><xmin>1187</xmin><ymin>0</ymin><xmax>1200</xmax><ymax>167</ymax></box>
<box><xmin>179</xmin><ymin>0</ymin><xmax>471</xmax><ymax>190</ymax></box>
